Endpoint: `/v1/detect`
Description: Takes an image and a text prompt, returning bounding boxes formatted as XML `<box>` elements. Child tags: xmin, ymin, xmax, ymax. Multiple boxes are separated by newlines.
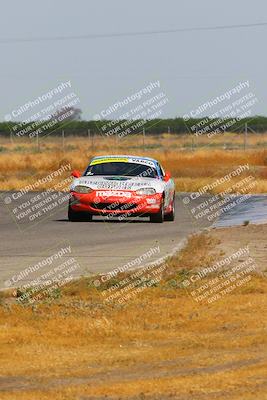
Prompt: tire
<box><xmin>164</xmin><ymin>195</ymin><xmax>175</xmax><ymax>221</ymax></box>
<box><xmin>149</xmin><ymin>199</ymin><xmax>164</xmax><ymax>223</ymax></box>
<box><xmin>68</xmin><ymin>205</ymin><xmax>92</xmax><ymax>222</ymax></box>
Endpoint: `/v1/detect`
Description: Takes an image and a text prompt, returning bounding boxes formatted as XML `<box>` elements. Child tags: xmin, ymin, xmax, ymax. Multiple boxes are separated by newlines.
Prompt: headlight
<box><xmin>72</xmin><ymin>185</ymin><xmax>94</xmax><ymax>194</ymax></box>
<box><xmin>136</xmin><ymin>188</ymin><xmax>156</xmax><ymax>195</ymax></box>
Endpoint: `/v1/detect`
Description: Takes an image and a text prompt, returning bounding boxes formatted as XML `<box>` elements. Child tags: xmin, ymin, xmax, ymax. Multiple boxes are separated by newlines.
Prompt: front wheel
<box><xmin>164</xmin><ymin>196</ymin><xmax>175</xmax><ymax>221</ymax></box>
<box><xmin>149</xmin><ymin>202</ymin><xmax>164</xmax><ymax>223</ymax></box>
<box><xmin>68</xmin><ymin>205</ymin><xmax>92</xmax><ymax>222</ymax></box>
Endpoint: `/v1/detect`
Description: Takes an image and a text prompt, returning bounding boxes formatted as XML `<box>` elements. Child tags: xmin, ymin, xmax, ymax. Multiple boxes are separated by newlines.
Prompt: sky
<box><xmin>0</xmin><ymin>0</ymin><xmax>266</xmax><ymax>121</ymax></box>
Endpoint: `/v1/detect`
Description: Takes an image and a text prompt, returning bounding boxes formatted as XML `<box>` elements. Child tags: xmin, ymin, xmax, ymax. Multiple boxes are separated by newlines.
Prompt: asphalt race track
<box><xmin>0</xmin><ymin>192</ymin><xmax>266</xmax><ymax>288</ymax></box>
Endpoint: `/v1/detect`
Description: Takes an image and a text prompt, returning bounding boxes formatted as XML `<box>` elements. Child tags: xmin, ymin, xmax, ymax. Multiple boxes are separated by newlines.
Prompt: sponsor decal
<box><xmin>89</xmin><ymin>157</ymin><xmax>156</xmax><ymax>168</ymax></box>
<box><xmin>128</xmin><ymin>158</ymin><xmax>156</xmax><ymax>167</ymax></box>
<box><xmin>96</xmin><ymin>191</ymin><xmax>132</xmax><ymax>198</ymax></box>
<box><xmin>90</xmin><ymin>157</ymin><xmax>129</xmax><ymax>165</ymax></box>
<box><xmin>76</xmin><ymin>179</ymin><xmax>159</xmax><ymax>190</ymax></box>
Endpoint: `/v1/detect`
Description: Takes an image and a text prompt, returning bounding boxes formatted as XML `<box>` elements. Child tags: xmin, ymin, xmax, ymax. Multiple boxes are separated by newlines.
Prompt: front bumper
<box><xmin>69</xmin><ymin>190</ymin><xmax>162</xmax><ymax>216</ymax></box>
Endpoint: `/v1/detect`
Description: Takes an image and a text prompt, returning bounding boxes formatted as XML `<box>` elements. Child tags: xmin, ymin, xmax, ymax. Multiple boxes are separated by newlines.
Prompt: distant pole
<box><xmin>92</xmin><ymin>131</ymin><xmax>94</xmax><ymax>152</ymax></box>
<box><xmin>62</xmin><ymin>130</ymin><xmax>65</xmax><ymax>151</ymax></box>
<box><xmin>244</xmin><ymin>122</ymin><xmax>248</xmax><ymax>151</ymax></box>
<box><xmin>88</xmin><ymin>128</ymin><xmax>90</xmax><ymax>140</ymax></box>
<box><xmin>168</xmin><ymin>126</ymin><xmax>170</xmax><ymax>134</ymax></box>
<box><xmin>191</xmin><ymin>135</ymin><xmax>194</xmax><ymax>151</ymax></box>
<box><xmin>36</xmin><ymin>132</ymin><xmax>40</xmax><ymax>152</ymax></box>
<box><xmin>143</xmin><ymin>127</ymin><xmax>145</xmax><ymax>150</ymax></box>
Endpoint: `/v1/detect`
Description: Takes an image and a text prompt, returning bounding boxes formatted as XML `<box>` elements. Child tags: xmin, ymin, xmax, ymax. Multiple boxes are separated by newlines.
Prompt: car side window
<box><xmin>158</xmin><ymin>164</ymin><xmax>165</xmax><ymax>179</ymax></box>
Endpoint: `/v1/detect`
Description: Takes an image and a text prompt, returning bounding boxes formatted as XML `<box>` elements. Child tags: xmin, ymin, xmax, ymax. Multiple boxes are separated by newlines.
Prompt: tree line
<box><xmin>1</xmin><ymin>116</ymin><xmax>267</xmax><ymax>137</ymax></box>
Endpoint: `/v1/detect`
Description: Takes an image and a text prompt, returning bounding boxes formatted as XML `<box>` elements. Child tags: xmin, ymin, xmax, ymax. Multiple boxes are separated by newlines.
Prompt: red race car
<box><xmin>68</xmin><ymin>155</ymin><xmax>175</xmax><ymax>223</ymax></box>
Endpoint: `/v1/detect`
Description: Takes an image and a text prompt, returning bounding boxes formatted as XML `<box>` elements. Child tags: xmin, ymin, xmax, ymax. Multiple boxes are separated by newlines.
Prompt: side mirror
<box><xmin>164</xmin><ymin>171</ymin><xmax>171</xmax><ymax>182</ymax></box>
<box><xmin>71</xmin><ymin>170</ymin><xmax>81</xmax><ymax>178</ymax></box>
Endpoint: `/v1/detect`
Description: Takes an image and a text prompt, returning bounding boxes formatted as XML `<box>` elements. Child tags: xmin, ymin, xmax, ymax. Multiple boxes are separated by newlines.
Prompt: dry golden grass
<box><xmin>0</xmin><ymin>134</ymin><xmax>267</xmax><ymax>192</ymax></box>
<box><xmin>0</xmin><ymin>232</ymin><xmax>266</xmax><ymax>399</ymax></box>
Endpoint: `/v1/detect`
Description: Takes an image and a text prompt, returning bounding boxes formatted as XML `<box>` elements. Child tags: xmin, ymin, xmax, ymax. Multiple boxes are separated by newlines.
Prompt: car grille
<box><xmin>91</xmin><ymin>202</ymin><xmax>137</xmax><ymax>211</ymax></box>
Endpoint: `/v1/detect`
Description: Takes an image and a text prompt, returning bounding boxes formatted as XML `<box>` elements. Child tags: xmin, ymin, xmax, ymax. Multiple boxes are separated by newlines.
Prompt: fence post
<box><xmin>62</xmin><ymin>130</ymin><xmax>65</xmax><ymax>151</ymax></box>
<box><xmin>244</xmin><ymin>122</ymin><xmax>248</xmax><ymax>150</ymax></box>
<box><xmin>143</xmin><ymin>127</ymin><xmax>145</xmax><ymax>150</ymax></box>
<box><xmin>92</xmin><ymin>131</ymin><xmax>94</xmax><ymax>151</ymax></box>
<box><xmin>36</xmin><ymin>131</ymin><xmax>40</xmax><ymax>152</ymax></box>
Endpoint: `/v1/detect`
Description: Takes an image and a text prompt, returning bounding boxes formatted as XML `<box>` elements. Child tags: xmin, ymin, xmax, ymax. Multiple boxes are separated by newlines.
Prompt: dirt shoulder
<box><xmin>0</xmin><ymin>225</ymin><xmax>266</xmax><ymax>400</ymax></box>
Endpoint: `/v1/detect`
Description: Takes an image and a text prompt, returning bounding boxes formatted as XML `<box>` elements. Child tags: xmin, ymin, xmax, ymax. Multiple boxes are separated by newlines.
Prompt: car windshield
<box><xmin>84</xmin><ymin>162</ymin><xmax>158</xmax><ymax>178</ymax></box>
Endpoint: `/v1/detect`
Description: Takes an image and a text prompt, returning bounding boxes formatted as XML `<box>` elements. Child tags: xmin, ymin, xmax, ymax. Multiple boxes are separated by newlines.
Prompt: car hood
<box><xmin>70</xmin><ymin>175</ymin><xmax>165</xmax><ymax>192</ymax></box>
